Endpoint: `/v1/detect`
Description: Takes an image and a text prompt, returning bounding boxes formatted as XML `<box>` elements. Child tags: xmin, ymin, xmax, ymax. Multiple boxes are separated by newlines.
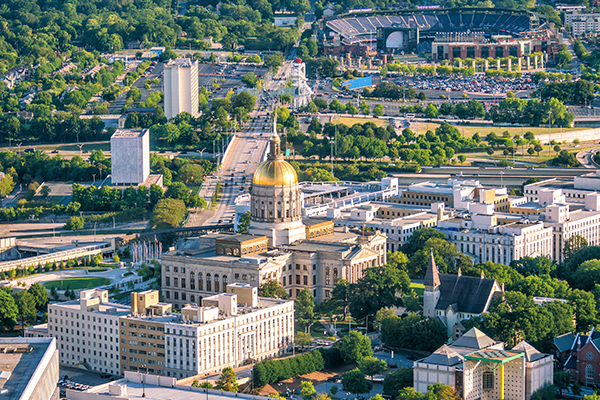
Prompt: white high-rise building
<box><xmin>163</xmin><ymin>58</ymin><xmax>199</xmax><ymax>120</ymax></box>
<box><xmin>110</xmin><ymin>129</ymin><xmax>150</xmax><ymax>186</ymax></box>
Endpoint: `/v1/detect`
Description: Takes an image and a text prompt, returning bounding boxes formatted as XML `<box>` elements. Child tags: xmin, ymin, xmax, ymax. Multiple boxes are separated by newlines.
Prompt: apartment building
<box><xmin>565</xmin><ymin>11</ymin><xmax>600</xmax><ymax>34</ymax></box>
<box><xmin>523</xmin><ymin>172</ymin><xmax>600</xmax><ymax>205</ymax></box>
<box><xmin>47</xmin><ymin>289</ymin><xmax>130</xmax><ymax>377</ymax></box>
<box><xmin>119</xmin><ymin>285</ymin><xmax>294</xmax><ymax>379</ymax></box>
<box><xmin>163</xmin><ymin>58</ymin><xmax>199</xmax><ymax>119</ymax></box>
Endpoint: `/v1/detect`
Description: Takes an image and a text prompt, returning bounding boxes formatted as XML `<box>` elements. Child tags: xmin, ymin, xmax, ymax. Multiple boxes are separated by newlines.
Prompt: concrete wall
<box><xmin>0</xmin><ymin>244</ymin><xmax>110</xmax><ymax>273</ymax></box>
<box><xmin>533</xmin><ymin>127</ymin><xmax>600</xmax><ymax>144</ymax></box>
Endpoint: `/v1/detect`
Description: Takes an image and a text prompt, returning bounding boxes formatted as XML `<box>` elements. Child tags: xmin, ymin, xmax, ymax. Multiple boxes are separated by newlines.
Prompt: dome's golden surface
<box><xmin>252</xmin><ymin>159</ymin><xmax>298</xmax><ymax>186</ymax></box>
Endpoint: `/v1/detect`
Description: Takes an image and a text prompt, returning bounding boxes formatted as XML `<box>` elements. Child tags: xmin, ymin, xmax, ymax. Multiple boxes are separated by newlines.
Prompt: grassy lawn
<box><xmin>412</xmin><ymin>122</ymin><xmax>584</xmax><ymax>139</ymax></box>
<box><xmin>32</xmin><ymin>195</ymin><xmax>64</xmax><ymax>204</ymax></box>
<box><xmin>42</xmin><ymin>277</ymin><xmax>110</xmax><ymax>290</ymax></box>
<box><xmin>470</xmin><ymin>143</ymin><xmax>593</xmax><ymax>164</ymax></box>
<box><xmin>332</xmin><ymin>116</ymin><xmax>389</xmax><ymax>127</ymax></box>
<box><xmin>410</xmin><ymin>282</ymin><xmax>425</xmax><ymax>296</ymax></box>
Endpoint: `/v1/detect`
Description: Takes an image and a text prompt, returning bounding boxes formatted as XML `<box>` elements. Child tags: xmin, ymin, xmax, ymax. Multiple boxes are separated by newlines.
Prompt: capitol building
<box><xmin>160</xmin><ymin>125</ymin><xmax>387</xmax><ymax>306</ymax></box>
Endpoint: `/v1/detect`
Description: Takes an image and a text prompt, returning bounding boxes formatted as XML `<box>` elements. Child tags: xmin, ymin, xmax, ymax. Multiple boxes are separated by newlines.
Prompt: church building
<box><xmin>423</xmin><ymin>251</ymin><xmax>504</xmax><ymax>337</ymax></box>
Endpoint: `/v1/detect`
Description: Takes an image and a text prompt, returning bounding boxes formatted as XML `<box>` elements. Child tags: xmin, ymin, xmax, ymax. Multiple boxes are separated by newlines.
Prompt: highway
<box><xmin>393</xmin><ymin>166</ymin><xmax>591</xmax><ymax>187</ymax></box>
<box><xmin>188</xmin><ymin>101</ymin><xmax>275</xmax><ymax>226</ymax></box>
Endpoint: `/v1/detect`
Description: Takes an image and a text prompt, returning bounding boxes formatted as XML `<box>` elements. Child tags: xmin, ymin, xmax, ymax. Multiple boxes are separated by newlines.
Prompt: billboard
<box><xmin>341</xmin><ymin>76</ymin><xmax>372</xmax><ymax>90</ymax></box>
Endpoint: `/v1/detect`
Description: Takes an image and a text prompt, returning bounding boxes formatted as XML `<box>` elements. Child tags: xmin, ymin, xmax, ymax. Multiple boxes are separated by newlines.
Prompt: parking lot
<box><xmin>395</xmin><ymin>74</ymin><xmax>539</xmax><ymax>95</ymax></box>
<box><xmin>198</xmin><ymin>63</ymin><xmax>269</xmax><ymax>98</ymax></box>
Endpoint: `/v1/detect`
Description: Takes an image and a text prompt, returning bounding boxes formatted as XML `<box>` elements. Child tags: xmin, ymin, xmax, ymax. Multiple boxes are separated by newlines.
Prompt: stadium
<box><xmin>323</xmin><ymin>8</ymin><xmax>560</xmax><ymax>61</ymax></box>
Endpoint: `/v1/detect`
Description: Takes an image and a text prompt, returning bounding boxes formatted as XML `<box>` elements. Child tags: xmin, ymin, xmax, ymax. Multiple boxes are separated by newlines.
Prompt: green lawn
<box><xmin>33</xmin><ymin>142</ymin><xmax>111</xmax><ymax>152</ymax></box>
<box><xmin>332</xmin><ymin>116</ymin><xmax>389</xmax><ymax>127</ymax></box>
<box><xmin>42</xmin><ymin>277</ymin><xmax>110</xmax><ymax>290</ymax></box>
<box><xmin>410</xmin><ymin>282</ymin><xmax>425</xmax><ymax>296</ymax></box>
<box><xmin>414</xmin><ymin>122</ymin><xmax>583</xmax><ymax>139</ymax></box>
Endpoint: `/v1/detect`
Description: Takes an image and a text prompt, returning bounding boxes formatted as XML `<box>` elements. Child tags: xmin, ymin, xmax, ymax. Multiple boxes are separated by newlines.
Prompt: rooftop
<box><xmin>0</xmin><ymin>338</ymin><xmax>56</xmax><ymax>400</ymax></box>
<box><xmin>111</xmin><ymin>129</ymin><xmax>148</xmax><ymax>138</ymax></box>
<box><xmin>465</xmin><ymin>349</ymin><xmax>523</xmax><ymax>363</ymax></box>
<box><xmin>52</xmin><ymin>301</ymin><xmax>131</xmax><ymax>317</ymax></box>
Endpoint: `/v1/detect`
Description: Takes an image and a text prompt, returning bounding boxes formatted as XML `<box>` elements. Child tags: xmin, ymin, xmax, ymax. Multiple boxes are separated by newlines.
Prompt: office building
<box><xmin>110</xmin><ymin>129</ymin><xmax>151</xmax><ymax>186</ymax></box>
<box><xmin>390</xmin><ymin>178</ymin><xmax>514</xmax><ymax>212</ymax></box>
<box><xmin>437</xmin><ymin>203</ymin><xmax>554</xmax><ymax>265</ymax></box>
<box><xmin>163</xmin><ymin>58</ymin><xmax>199</xmax><ymax>120</ymax></box>
<box><xmin>119</xmin><ymin>286</ymin><xmax>294</xmax><ymax>379</ymax></box>
<box><xmin>47</xmin><ymin>289</ymin><xmax>130</xmax><ymax>377</ymax></box>
<box><xmin>0</xmin><ymin>337</ymin><xmax>59</xmax><ymax>400</ymax></box>
<box><xmin>414</xmin><ymin>328</ymin><xmax>553</xmax><ymax>400</ymax></box>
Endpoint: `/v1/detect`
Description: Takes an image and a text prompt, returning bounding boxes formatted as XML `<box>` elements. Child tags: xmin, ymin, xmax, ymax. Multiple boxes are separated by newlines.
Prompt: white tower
<box><xmin>163</xmin><ymin>58</ymin><xmax>199</xmax><ymax>120</ymax></box>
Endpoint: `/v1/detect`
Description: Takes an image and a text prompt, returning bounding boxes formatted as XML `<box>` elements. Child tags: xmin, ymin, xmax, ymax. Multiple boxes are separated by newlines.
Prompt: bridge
<box><xmin>119</xmin><ymin>224</ymin><xmax>235</xmax><ymax>246</ymax></box>
<box><xmin>0</xmin><ymin>243</ymin><xmax>113</xmax><ymax>274</ymax></box>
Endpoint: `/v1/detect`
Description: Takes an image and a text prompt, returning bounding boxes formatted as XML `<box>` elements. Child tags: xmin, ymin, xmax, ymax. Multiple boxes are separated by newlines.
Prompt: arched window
<box><xmin>326</xmin><ymin>267</ymin><xmax>331</xmax><ymax>286</ymax></box>
<box><xmin>190</xmin><ymin>272</ymin><xmax>195</xmax><ymax>290</ymax></box>
<box><xmin>587</xmin><ymin>364</ymin><xmax>594</xmax><ymax>380</ymax></box>
<box><xmin>190</xmin><ymin>295</ymin><xmax>195</xmax><ymax>303</ymax></box>
<box><xmin>223</xmin><ymin>275</ymin><xmax>228</xmax><ymax>288</ymax></box>
<box><xmin>334</xmin><ymin>268</ymin><xmax>338</xmax><ymax>280</ymax></box>
<box><xmin>214</xmin><ymin>274</ymin><xmax>220</xmax><ymax>292</ymax></box>
<box><xmin>206</xmin><ymin>274</ymin><xmax>212</xmax><ymax>291</ymax></box>
<box><xmin>198</xmin><ymin>273</ymin><xmax>203</xmax><ymax>290</ymax></box>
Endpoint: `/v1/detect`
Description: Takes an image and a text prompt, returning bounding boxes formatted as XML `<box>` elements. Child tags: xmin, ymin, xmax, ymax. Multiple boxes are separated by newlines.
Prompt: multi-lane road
<box><xmin>187</xmin><ymin>103</ymin><xmax>275</xmax><ymax>227</ymax></box>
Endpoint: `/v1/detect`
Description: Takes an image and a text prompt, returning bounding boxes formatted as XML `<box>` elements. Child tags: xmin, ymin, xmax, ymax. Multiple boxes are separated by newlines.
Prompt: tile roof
<box><xmin>421</xmin><ymin>344</ymin><xmax>464</xmax><ymax>366</ymax></box>
<box><xmin>512</xmin><ymin>341</ymin><xmax>546</xmax><ymax>362</ymax></box>
<box><xmin>452</xmin><ymin>327</ymin><xmax>497</xmax><ymax>349</ymax></box>
<box><xmin>554</xmin><ymin>332</ymin><xmax>577</xmax><ymax>353</ymax></box>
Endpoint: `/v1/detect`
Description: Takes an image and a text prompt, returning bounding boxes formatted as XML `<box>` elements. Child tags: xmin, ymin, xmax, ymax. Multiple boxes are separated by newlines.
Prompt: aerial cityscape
<box><xmin>2</xmin><ymin>1</ymin><xmax>600</xmax><ymax>400</ymax></box>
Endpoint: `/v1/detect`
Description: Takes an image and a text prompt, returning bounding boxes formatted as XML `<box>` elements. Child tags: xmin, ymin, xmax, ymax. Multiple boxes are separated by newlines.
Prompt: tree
<box><xmin>0</xmin><ymin>291</ymin><xmax>18</xmax><ymax>331</ymax></box>
<box><xmin>337</xmin><ymin>331</ymin><xmax>373</xmax><ymax>364</ymax></box>
<box><xmin>150</xmin><ymin>199</ymin><xmax>187</xmax><ymax>229</ymax></box>
<box><xmin>14</xmin><ymin>291</ymin><xmax>36</xmax><ymax>325</ymax></box>
<box><xmin>348</xmin><ymin>265</ymin><xmax>410</xmax><ymax>321</ymax></box>
<box><xmin>258</xmin><ymin>280</ymin><xmax>288</xmax><ymax>299</ymax></box>
<box><xmin>341</xmin><ymin>368</ymin><xmax>373</xmax><ymax>395</ymax></box>
<box><xmin>296</xmin><ymin>288</ymin><xmax>316</xmax><ymax>332</ymax></box>
<box><xmin>373</xmin><ymin>104</ymin><xmax>384</xmax><ymax>117</ymax></box>
<box><xmin>534</xmin><ymin>144</ymin><xmax>543</xmax><ymax>156</ymax></box>
<box><xmin>300</xmin><ymin>381</ymin><xmax>317</xmax><ymax>400</ymax></box>
<box><xmin>564</xmin><ymin>235</ymin><xmax>589</xmax><ymax>261</ymax></box>
<box><xmin>64</xmin><ymin>216</ymin><xmax>84</xmax><ymax>230</ymax></box>
<box><xmin>425</xmin><ymin>103</ymin><xmax>439</xmax><ymax>119</ymax></box>
<box><xmin>295</xmin><ymin>332</ymin><xmax>312</xmax><ymax>348</ymax></box>
<box><xmin>458</xmin><ymin>155</ymin><xmax>466</xmax><ymax>164</ymax></box>
<box><xmin>236</xmin><ymin>211</ymin><xmax>251</xmax><ymax>233</ymax></box>
<box><xmin>383</xmin><ymin>368</ymin><xmax>414</xmax><ymax>397</ymax></box>
<box><xmin>358</xmin><ymin>356</ymin><xmax>387</xmax><ymax>381</ymax></box>
<box><xmin>215</xmin><ymin>367</ymin><xmax>239</xmax><ymax>392</ymax></box>
<box><xmin>28</xmin><ymin>283</ymin><xmax>49</xmax><ymax>312</ymax></box>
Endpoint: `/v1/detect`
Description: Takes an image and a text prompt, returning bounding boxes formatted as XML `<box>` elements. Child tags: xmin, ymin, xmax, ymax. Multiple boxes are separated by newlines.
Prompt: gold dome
<box><xmin>252</xmin><ymin>159</ymin><xmax>298</xmax><ymax>186</ymax></box>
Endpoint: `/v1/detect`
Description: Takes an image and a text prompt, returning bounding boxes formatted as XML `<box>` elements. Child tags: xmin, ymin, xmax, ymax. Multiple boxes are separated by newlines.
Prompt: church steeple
<box><xmin>423</xmin><ymin>249</ymin><xmax>441</xmax><ymax>318</ymax></box>
<box><xmin>268</xmin><ymin>113</ymin><xmax>282</xmax><ymax>160</ymax></box>
<box><xmin>424</xmin><ymin>249</ymin><xmax>441</xmax><ymax>289</ymax></box>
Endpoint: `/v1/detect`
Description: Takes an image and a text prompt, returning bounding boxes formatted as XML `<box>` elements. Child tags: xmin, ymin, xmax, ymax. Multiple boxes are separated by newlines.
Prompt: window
<box><xmin>587</xmin><ymin>364</ymin><xmax>594</xmax><ymax>380</ymax></box>
<box><xmin>482</xmin><ymin>372</ymin><xmax>494</xmax><ymax>390</ymax></box>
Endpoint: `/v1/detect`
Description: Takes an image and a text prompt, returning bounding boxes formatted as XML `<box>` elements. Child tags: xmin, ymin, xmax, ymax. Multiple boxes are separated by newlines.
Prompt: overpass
<box><xmin>119</xmin><ymin>224</ymin><xmax>235</xmax><ymax>246</ymax></box>
<box><xmin>0</xmin><ymin>243</ymin><xmax>113</xmax><ymax>274</ymax></box>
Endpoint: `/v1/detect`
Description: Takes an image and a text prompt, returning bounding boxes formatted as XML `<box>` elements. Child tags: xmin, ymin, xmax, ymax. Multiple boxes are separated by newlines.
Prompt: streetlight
<box><xmin>141</xmin><ymin>363</ymin><xmax>147</xmax><ymax>397</ymax></box>
<box><xmin>365</xmin><ymin>314</ymin><xmax>374</xmax><ymax>333</ymax></box>
<box><xmin>500</xmin><ymin>171</ymin><xmax>504</xmax><ymax>188</ymax></box>
<box><xmin>94</xmin><ymin>222</ymin><xmax>97</xmax><ymax>243</ymax></box>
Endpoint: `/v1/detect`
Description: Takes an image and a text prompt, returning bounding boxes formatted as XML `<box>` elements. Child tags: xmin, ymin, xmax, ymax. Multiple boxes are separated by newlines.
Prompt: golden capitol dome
<box><xmin>252</xmin><ymin>135</ymin><xmax>298</xmax><ymax>186</ymax></box>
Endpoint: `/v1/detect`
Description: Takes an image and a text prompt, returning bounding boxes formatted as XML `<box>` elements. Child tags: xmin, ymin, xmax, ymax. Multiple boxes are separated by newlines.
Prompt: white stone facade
<box><xmin>47</xmin><ymin>289</ymin><xmax>129</xmax><ymax>376</ymax></box>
